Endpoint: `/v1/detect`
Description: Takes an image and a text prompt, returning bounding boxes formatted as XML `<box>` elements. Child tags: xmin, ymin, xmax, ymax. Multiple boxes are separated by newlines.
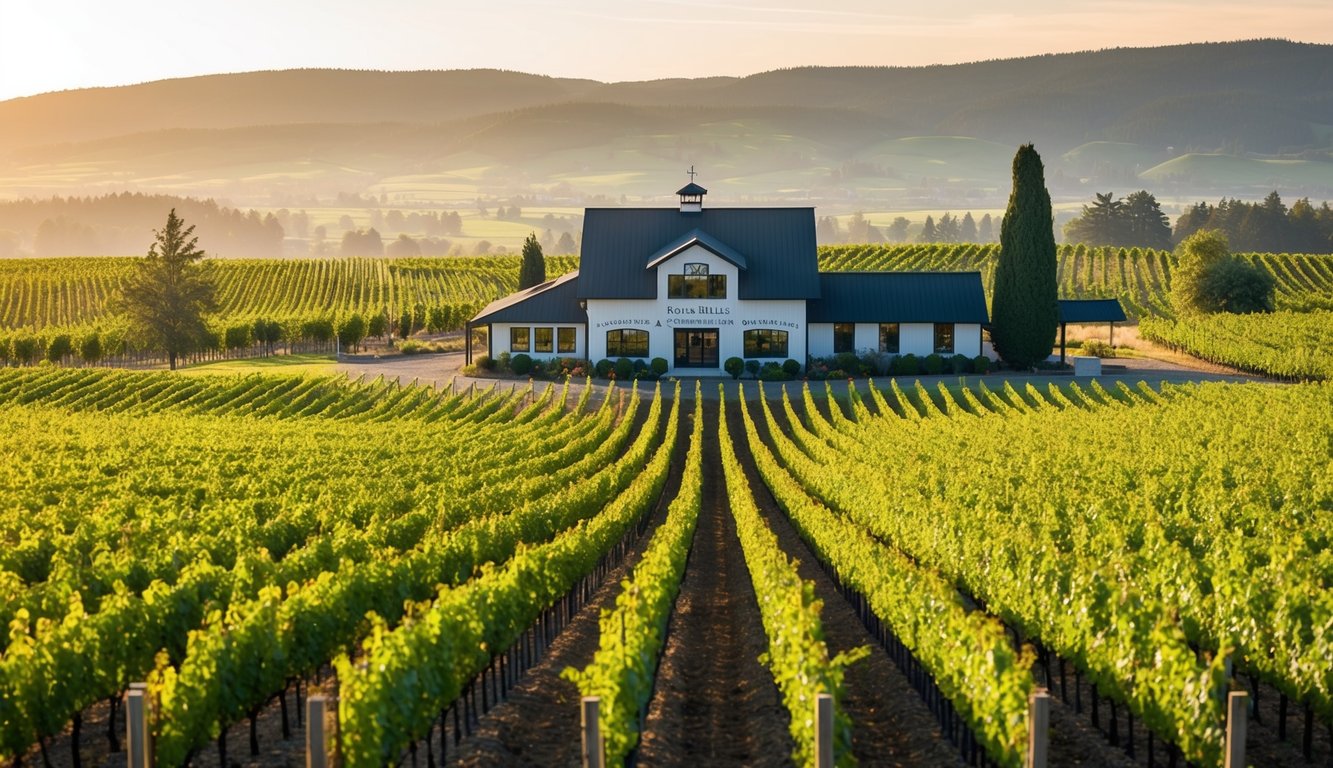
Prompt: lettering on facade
<box><xmin>741</xmin><ymin>319</ymin><xmax>802</xmax><ymax>329</ymax></box>
<box><xmin>666</xmin><ymin>305</ymin><xmax>733</xmax><ymax>316</ymax></box>
<box><xmin>594</xmin><ymin>319</ymin><xmax>653</xmax><ymax>329</ymax></box>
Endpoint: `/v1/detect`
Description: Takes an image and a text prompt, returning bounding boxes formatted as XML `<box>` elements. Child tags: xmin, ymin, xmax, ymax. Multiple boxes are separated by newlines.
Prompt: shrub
<box><xmin>922</xmin><ymin>353</ymin><xmax>945</xmax><ymax>375</ymax></box>
<box><xmin>972</xmin><ymin>355</ymin><xmax>991</xmax><ymax>374</ymax></box>
<box><xmin>498</xmin><ymin>351</ymin><xmax>512</xmax><ymax>371</ymax></box>
<box><xmin>860</xmin><ymin>350</ymin><xmax>890</xmax><ymax>376</ymax></box>
<box><xmin>475</xmin><ymin>354</ymin><xmax>495</xmax><ymax>371</ymax></box>
<box><xmin>529</xmin><ymin>359</ymin><xmax>546</xmax><ymax>378</ymax></box>
<box><xmin>892</xmin><ymin>354</ymin><xmax>919</xmax><ymax>376</ymax></box>
<box><xmin>633</xmin><ymin>359</ymin><xmax>648</xmax><ymax>376</ymax></box>
<box><xmin>949</xmin><ymin>354</ymin><xmax>972</xmax><ymax>374</ymax></box>
<box><xmin>759</xmin><ymin>362</ymin><xmax>788</xmax><ymax>381</ymax></box>
<box><xmin>400</xmin><ymin>340</ymin><xmax>424</xmax><ymax>355</ymax></box>
<box><xmin>1081</xmin><ymin>339</ymin><xmax>1115</xmax><ymax>358</ymax></box>
<box><xmin>650</xmin><ymin>357</ymin><xmax>669</xmax><ymax>378</ymax></box>
<box><xmin>828</xmin><ymin>369</ymin><xmax>848</xmax><ymax>379</ymax></box>
<box><xmin>510</xmin><ymin>353</ymin><xmax>533</xmax><ymax>375</ymax></box>
<box><xmin>744</xmin><ymin>359</ymin><xmax>761</xmax><ymax>379</ymax></box>
<box><xmin>595</xmin><ymin>359</ymin><xmax>614</xmax><ymax>379</ymax></box>
<box><xmin>613</xmin><ymin>357</ymin><xmax>634</xmax><ymax>381</ymax></box>
<box><xmin>782</xmin><ymin>358</ymin><xmax>802</xmax><ymax>377</ymax></box>
<box><xmin>834</xmin><ymin>351</ymin><xmax>859</xmax><ymax>373</ymax></box>
<box><xmin>724</xmin><ymin>356</ymin><xmax>744</xmax><ymax>380</ymax></box>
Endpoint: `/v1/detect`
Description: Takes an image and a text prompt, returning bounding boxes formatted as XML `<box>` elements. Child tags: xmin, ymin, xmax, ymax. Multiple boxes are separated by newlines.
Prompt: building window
<box><xmin>743</xmin><ymin>329</ymin><xmax>789</xmax><ymax>358</ymax></box>
<box><xmin>833</xmin><ymin>323</ymin><xmax>855</xmax><ymax>354</ymax></box>
<box><xmin>534</xmin><ymin>327</ymin><xmax>553</xmax><ymax>353</ymax></box>
<box><xmin>879</xmin><ymin>323</ymin><xmax>900</xmax><ymax>354</ymax></box>
<box><xmin>606</xmin><ymin>329</ymin><xmax>649</xmax><ymax>357</ymax></box>
<box><xmin>934</xmin><ymin>323</ymin><xmax>955</xmax><ymax>354</ymax></box>
<box><xmin>557</xmin><ymin>327</ymin><xmax>577</xmax><ymax>354</ymax></box>
<box><xmin>667</xmin><ymin>262</ymin><xmax>726</xmax><ymax>299</ymax></box>
<box><xmin>510</xmin><ymin>326</ymin><xmax>530</xmax><ymax>352</ymax></box>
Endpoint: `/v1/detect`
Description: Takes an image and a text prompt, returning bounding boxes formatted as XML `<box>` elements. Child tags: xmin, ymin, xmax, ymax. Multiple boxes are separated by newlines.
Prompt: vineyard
<box><xmin>1</xmin><ymin>368</ymin><xmax>1329</xmax><ymax>767</ymax></box>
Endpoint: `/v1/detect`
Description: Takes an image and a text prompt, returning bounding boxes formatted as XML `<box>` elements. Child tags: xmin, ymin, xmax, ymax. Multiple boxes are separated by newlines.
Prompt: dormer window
<box><xmin>668</xmin><ymin>262</ymin><xmax>726</xmax><ymax>299</ymax></box>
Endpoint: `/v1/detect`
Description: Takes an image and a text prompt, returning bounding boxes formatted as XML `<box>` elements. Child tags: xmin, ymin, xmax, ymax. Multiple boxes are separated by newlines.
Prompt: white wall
<box><xmin>489</xmin><ymin>322</ymin><xmax>586</xmax><ymax>360</ymax></box>
<box><xmin>808</xmin><ymin>321</ymin><xmax>983</xmax><ymax>359</ymax></box>
<box><xmin>585</xmin><ymin>244</ymin><xmax>807</xmax><ymax>370</ymax></box>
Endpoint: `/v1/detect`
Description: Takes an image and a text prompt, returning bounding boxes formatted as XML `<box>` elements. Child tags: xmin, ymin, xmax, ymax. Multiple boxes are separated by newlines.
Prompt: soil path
<box><xmin>636</xmin><ymin>399</ymin><xmax>793</xmax><ymax>767</ymax></box>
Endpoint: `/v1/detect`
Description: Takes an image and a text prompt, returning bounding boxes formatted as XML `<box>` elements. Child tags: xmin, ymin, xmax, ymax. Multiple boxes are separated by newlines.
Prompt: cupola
<box><xmin>677</xmin><ymin>168</ymin><xmax>706</xmax><ymax>213</ymax></box>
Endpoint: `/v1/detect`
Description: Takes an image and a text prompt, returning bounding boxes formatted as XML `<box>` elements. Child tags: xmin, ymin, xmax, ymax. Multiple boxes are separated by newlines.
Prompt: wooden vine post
<box><xmin>1027</xmin><ymin>688</ymin><xmax>1051</xmax><ymax>768</ymax></box>
<box><xmin>1224</xmin><ymin>691</ymin><xmax>1248</xmax><ymax>768</ymax></box>
<box><xmin>306</xmin><ymin>694</ymin><xmax>340</xmax><ymax>768</ymax></box>
<box><xmin>125</xmin><ymin>683</ymin><xmax>154</xmax><ymax>768</ymax></box>
<box><xmin>815</xmin><ymin>692</ymin><xmax>834</xmax><ymax>768</ymax></box>
<box><xmin>581</xmin><ymin>696</ymin><xmax>604</xmax><ymax>768</ymax></box>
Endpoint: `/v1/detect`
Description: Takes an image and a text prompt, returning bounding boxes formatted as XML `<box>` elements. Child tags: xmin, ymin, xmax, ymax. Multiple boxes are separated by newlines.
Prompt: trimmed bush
<box><xmin>510</xmin><ymin>353</ymin><xmax>533</xmax><ymax>375</ymax></box>
<box><xmin>973</xmin><ymin>355</ymin><xmax>991</xmax><ymax>374</ymax></box>
<box><xmin>892</xmin><ymin>354</ymin><xmax>919</xmax><ymax>376</ymax></box>
<box><xmin>613</xmin><ymin>357</ymin><xmax>634</xmax><ymax>381</ymax></box>
<box><xmin>759</xmin><ymin>362</ymin><xmax>787</xmax><ymax>381</ymax></box>
<box><xmin>922</xmin><ymin>353</ymin><xmax>945</xmax><ymax>375</ymax></box>
<box><xmin>724</xmin><ymin>356</ymin><xmax>744</xmax><ymax>380</ymax></box>
<box><xmin>650</xmin><ymin>357</ymin><xmax>669</xmax><ymax>377</ymax></box>
<box><xmin>475</xmin><ymin>354</ymin><xmax>495</xmax><ymax>371</ymax></box>
<box><xmin>782</xmin><ymin>358</ymin><xmax>802</xmax><ymax>377</ymax></box>
<box><xmin>949</xmin><ymin>354</ymin><xmax>972</xmax><ymax>374</ymax></box>
<box><xmin>745</xmin><ymin>359</ymin><xmax>761</xmax><ymax>379</ymax></box>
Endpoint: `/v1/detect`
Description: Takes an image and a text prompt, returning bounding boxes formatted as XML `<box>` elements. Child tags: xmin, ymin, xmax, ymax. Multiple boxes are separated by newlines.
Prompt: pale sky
<box><xmin>2</xmin><ymin>0</ymin><xmax>1332</xmax><ymax>101</ymax></box>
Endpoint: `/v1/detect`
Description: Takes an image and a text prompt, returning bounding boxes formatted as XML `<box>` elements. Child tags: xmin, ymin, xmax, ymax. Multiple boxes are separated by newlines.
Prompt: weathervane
<box><xmin>686</xmin><ymin>165</ymin><xmax>697</xmax><ymax>182</ymax></box>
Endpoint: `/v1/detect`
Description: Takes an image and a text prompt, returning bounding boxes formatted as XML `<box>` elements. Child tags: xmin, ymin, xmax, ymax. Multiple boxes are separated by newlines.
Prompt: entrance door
<box><xmin>673</xmin><ymin>329</ymin><xmax>719</xmax><ymax>368</ymax></box>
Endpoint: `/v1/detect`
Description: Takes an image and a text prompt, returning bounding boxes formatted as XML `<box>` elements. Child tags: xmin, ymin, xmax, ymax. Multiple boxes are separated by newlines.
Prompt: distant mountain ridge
<box><xmin>2</xmin><ymin>39</ymin><xmax>1331</xmax><ymax>205</ymax></box>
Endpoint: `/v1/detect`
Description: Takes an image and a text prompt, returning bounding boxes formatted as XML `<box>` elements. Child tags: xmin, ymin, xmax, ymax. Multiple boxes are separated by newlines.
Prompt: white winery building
<box><xmin>468</xmin><ymin>182</ymin><xmax>989</xmax><ymax>373</ymax></box>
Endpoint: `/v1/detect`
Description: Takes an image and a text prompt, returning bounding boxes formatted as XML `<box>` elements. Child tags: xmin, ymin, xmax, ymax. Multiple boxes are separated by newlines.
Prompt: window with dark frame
<box><xmin>833</xmin><ymin>323</ymin><xmax>855</xmax><ymax>354</ymax></box>
<box><xmin>606</xmin><ymin>329</ymin><xmax>650</xmax><ymax>357</ymax></box>
<box><xmin>510</xmin><ymin>326</ymin><xmax>530</xmax><ymax>353</ymax></box>
<box><xmin>934</xmin><ymin>323</ymin><xmax>955</xmax><ymax>354</ymax></box>
<box><xmin>534</xmin><ymin>327</ymin><xmax>553</xmax><ymax>353</ymax></box>
<box><xmin>667</xmin><ymin>262</ymin><xmax>726</xmax><ymax>299</ymax></box>
<box><xmin>557</xmin><ymin>327</ymin><xmax>576</xmax><ymax>353</ymax></box>
<box><xmin>743</xmin><ymin>329</ymin><xmax>789</xmax><ymax>358</ymax></box>
<box><xmin>879</xmin><ymin>323</ymin><xmax>900</xmax><ymax>354</ymax></box>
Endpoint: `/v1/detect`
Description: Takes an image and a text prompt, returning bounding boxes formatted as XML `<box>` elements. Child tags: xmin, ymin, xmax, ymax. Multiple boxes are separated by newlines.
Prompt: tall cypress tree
<box><xmin>518</xmin><ymin>232</ymin><xmax>546</xmax><ymax>289</ymax></box>
<box><xmin>992</xmin><ymin>144</ymin><xmax>1058</xmax><ymax>369</ymax></box>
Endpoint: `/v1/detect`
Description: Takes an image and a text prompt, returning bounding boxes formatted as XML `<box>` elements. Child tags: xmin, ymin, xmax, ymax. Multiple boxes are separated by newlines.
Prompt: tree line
<box><xmin>817</xmin><ymin>211</ymin><xmax>998</xmax><ymax>245</ymax></box>
<box><xmin>0</xmin><ymin>193</ymin><xmax>285</xmax><ymax>258</ymax></box>
<box><xmin>1063</xmin><ymin>189</ymin><xmax>1333</xmax><ymax>253</ymax></box>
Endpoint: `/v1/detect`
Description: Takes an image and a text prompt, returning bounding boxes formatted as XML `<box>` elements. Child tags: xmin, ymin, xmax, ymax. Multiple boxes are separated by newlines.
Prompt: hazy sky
<box><xmin>3</xmin><ymin>0</ymin><xmax>1331</xmax><ymax>101</ymax></box>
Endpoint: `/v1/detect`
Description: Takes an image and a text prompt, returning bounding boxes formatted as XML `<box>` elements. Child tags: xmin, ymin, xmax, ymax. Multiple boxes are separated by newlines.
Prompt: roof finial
<box><xmin>687</xmin><ymin>165</ymin><xmax>697</xmax><ymax>182</ymax></box>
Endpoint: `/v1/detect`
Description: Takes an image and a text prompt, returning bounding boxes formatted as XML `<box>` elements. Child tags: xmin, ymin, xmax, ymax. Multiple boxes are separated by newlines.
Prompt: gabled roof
<box><xmin>1058</xmin><ymin>298</ymin><xmax>1127</xmax><ymax>323</ymax></box>
<box><xmin>470</xmin><ymin>271</ymin><xmax>585</xmax><ymax>325</ymax></box>
<box><xmin>676</xmin><ymin>182</ymin><xmax>708</xmax><ymax>196</ymax></box>
<box><xmin>807</xmin><ymin>272</ymin><xmax>990</xmax><ymax>324</ymax></box>
<box><xmin>577</xmin><ymin>207</ymin><xmax>819</xmax><ymax>300</ymax></box>
<box><xmin>645</xmin><ymin>229</ymin><xmax>748</xmax><ymax>271</ymax></box>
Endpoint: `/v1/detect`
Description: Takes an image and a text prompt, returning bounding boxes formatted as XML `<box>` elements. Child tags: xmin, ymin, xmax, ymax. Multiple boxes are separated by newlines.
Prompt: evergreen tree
<box><xmin>556</xmin><ymin>231</ymin><xmax>577</xmax><ymax>253</ymax></box>
<box><xmin>978</xmin><ymin>214</ymin><xmax>994</xmax><ymax>242</ymax></box>
<box><xmin>992</xmin><ymin>145</ymin><xmax>1058</xmax><ymax>370</ymax></box>
<box><xmin>117</xmin><ymin>209</ymin><xmax>217</xmax><ymax>370</ymax></box>
<box><xmin>960</xmin><ymin>212</ymin><xmax>978</xmax><ymax>242</ymax></box>
<box><xmin>936</xmin><ymin>213</ymin><xmax>960</xmax><ymax>243</ymax></box>
<box><xmin>518</xmin><ymin>232</ymin><xmax>546</xmax><ymax>289</ymax></box>
<box><xmin>886</xmin><ymin>217</ymin><xmax>911</xmax><ymax>243</ymax></box>
<box><xmin>1122</xmin><ymin>190</ymin><xmax>1172</xmax><ymax>250</ymax></box>
<box><xmin>917</xmin><ymin>215</ymin><xmax>938</xmax><ymax>243</ymax></box>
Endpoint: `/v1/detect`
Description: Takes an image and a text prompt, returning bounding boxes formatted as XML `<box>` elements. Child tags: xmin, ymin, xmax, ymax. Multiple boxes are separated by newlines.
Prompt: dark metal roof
<box><xmin>807</xmin><ymin>272</ymin><xmax>990</xmax><ymax>324</ymax></box>
<box><xmin>676</xmin><ymin>182</ymin><xmax>708</xmax><ymax>196</ymax></box>
<box><xmin>645</xmin><ymin>229</ymin><xmax>748</xmax><ymax>271</ymax></box>
<box><xmin>470</xmin><ymin>271</ymin><xmax>586</xmax><ymax>325</ymax></box>
<box><xmin>576</xmin><ymin>207</ymin><xmax>819</xmax><ymax>300</ymax></box>
<box><xmin>1058</xmin><ymin>299</ymin><xmax>1127</xmax><ymax>323</ymax></box>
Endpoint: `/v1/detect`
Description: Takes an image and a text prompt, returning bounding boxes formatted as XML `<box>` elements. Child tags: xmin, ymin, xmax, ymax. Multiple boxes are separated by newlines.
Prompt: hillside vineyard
<box><xmin>0</xmin><ymin>368</ymin><xmax>1329</xmax><ymax>766</ymax></box>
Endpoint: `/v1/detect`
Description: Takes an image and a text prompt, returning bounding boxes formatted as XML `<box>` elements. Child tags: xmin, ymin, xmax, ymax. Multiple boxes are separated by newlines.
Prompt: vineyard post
<box><xmin>1224</xmin><ymin>691</ymin><xmax>1247</xmax><ymax>768</ymax></box>
<box><xmin>126</xmin><ymin>684</ymin><xmax>154</xmax><ymax>768</ymax></box>
<box><xmin>1027</xmin><ymin>688</ymin><xmax>1050</xmax><ymax>768</ymax></box>
<box><xmin>306</xmin><ymin>694</ymin><xmax>336</xmax><ymax>768</ymax></box>
<box><xmin>815</xmin><ymin>692</ymin><xmax>834</xmax><ymax>768</ymax></box>
<box><xmin>580</xmin><ymin>696</ymin><xmax>603</xmax><ymax>768</ymax></box>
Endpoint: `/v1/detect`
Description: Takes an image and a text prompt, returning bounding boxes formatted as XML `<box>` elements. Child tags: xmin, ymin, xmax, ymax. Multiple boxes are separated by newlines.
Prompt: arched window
<box><xmin>606</xmin><ymin>329</ymin><xmax>649</xmax><ymax>357</ymax></box>
<box><xmin>743</xmin><ymin>329</ymin><xmax>789</xmax><ymax>358</ymax></box>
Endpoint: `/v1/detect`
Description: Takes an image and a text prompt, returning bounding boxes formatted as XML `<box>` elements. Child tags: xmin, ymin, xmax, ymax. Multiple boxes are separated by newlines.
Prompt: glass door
<box><xmin>673</xmin><ymin>329</ymin><xmax>719</xmax><ymax>368</ymax></box>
